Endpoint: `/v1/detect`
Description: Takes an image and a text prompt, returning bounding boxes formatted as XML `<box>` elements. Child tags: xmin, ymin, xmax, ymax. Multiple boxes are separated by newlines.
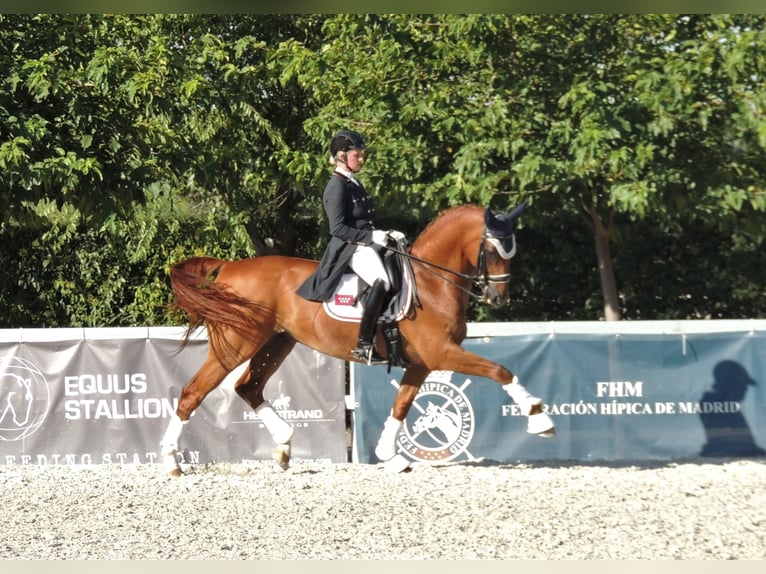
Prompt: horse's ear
<box><xmin>484</xmin><ymin>207</ymin><xmax>497</xmax><ymax>228</ymax></box>
<box><xmin>484</xmin><ymin>202</ymin><xmax>527</xmax><ymax>233</ymax></box>
<box><xmin>508</xmin><ymin>201</ymin><xmax>527</xmax><ymax>223</ymax></box>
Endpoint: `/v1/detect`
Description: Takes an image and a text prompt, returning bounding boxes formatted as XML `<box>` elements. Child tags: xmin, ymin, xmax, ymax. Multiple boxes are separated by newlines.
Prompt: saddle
<box><xmin>322</xmin><ymin>237</ymin><xmax>418</xmax><ymax>368</ymax></box>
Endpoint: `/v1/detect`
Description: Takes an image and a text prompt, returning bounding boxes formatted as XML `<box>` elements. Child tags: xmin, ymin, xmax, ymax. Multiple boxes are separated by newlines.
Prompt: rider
<box><xmin>296</xmin><ymin>129</ymin><xmax>404</xmax><ymax>365</ymax></box>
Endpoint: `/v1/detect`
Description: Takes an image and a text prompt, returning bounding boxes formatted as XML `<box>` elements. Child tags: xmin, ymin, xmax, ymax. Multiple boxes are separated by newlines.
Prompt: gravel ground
<box><xmin>1</xmin><ymin>457</ymin><xmax>765</xmax><ymax>560</ymax></box>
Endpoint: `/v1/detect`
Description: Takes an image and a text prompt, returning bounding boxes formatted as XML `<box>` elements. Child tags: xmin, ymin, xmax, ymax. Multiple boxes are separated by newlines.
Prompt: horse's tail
<box><xmin>169</xmin><ymin>256</ymin><xmax>267</xmax><ymax>362</ymax></box>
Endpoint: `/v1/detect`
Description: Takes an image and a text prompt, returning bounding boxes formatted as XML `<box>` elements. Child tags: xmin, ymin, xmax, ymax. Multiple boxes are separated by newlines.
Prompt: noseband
<box><xmin>388</xmin><ymin>225</ymin><xmax>516</xmax><ymax>302</ymax></box>
<box><xmin>476</xmin><ymin>227</ymin><xmax>516</xmax><ymax>292</ymax></box>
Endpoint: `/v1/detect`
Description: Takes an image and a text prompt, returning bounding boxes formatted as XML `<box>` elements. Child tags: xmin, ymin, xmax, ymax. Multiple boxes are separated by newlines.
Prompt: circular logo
<box><xmin>0</xmin><ymin>356</ymin><xmax>51</xmax><ymax>441</ymax></box>
<box><xmin>398</xmin><ymin>371</ymin><xmax>475</xmax><ymax>463</ymax></box>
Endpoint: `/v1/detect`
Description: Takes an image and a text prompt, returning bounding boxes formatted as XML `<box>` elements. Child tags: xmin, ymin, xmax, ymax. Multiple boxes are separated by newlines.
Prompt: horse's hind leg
<box><xmin>233</xmin><ymin>331</ymin><xmax>297</xmax><ymax>470</ymax></box>
<box><xmin>160</xmin><ymin>356</ymin><xmax>231</xmax><ymax>477</ymax></box>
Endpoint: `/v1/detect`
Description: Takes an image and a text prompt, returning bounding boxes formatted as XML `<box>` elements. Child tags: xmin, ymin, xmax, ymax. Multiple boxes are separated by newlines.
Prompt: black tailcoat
<box><xmin>296</xmin><ymin>172</ymin><xmax>378</xmax><ymax>302</ymax></box>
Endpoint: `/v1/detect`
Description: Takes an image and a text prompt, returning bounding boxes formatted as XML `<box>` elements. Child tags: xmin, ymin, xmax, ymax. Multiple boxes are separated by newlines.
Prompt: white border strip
<box><xmin>1</xmin><ymin>319</ymin><xmax>763</xmax><ymax>344</ymax></box>
<box><xmin>0</xmin><ymin>325</ymin><xmax>206</xmax><ymax>343</ymax></box>
<box><xmin>465</xmin><ymin>319</ymin><xmax>764</xmax><ymax>337</ymax></box>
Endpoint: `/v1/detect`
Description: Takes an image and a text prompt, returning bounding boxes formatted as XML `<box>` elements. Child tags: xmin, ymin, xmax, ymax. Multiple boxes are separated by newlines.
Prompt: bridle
<box><xmin>477</xmin><ymin>228</ymin><xmax>516</xmax><ymax>284</ymax></box>
<box><xmin>386</xmin><ymin>226</ymin><xmax>516</xmax><ymax>302</ymax></box>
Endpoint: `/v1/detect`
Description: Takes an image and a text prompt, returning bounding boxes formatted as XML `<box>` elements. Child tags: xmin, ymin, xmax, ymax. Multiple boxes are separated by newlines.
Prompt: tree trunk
<box><xmin>586</xmin><ymin>205</ymin><xmax>622</xmax><ymax>321</ymax></box>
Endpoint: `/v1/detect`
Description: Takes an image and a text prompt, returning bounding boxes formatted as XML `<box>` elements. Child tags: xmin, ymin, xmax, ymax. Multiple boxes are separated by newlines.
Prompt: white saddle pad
<box><xmin>323</xmin><ymin>269</ymin><xmax>415</xmax><ymax>324</ymax></box>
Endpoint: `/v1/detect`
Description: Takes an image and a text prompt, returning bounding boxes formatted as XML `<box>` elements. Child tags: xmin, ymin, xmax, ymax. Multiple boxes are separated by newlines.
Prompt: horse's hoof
<box><xmin>272</xmin><ymin>425</ymin><xmax>295</xmax><ymax>446</ymax></box>
<box><xmin>375</xmin><ymin>443</ymin><xmax>397</xmax><ymax>462</ymax></box>
<box><xmin>375</xmin><ymin>416</ymin><xmax>403</xmax><ymax>461</ymax></box>
<box><xmin>527</xmin><ymin>411</ymin><xmax>555</xmax><ymax>437</ymax></box>
<box><xmin>272</xmin><ymin>443</ymin><xmax>291</xmax><ymax>470</ymax></box>
<box><xmin>383</xmin><ymin>453</ymin><xmax>411</xmax><ymax>474</ymax></box>
<box><xmin>162</xmin><ymin>453</ymin><xmax>183</xmax><ymax>477</ymax></box>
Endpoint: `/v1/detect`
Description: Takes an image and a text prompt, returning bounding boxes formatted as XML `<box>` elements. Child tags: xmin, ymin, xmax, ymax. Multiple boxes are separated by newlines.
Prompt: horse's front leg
<box><xmin>160</xmin><ymin>357</ymin><xmax>231</xmax><ymax>477</ymax></box>
<box><xmin>504</xmin><ymin>374</ymin><xmax>556</xmax><ymax>436</ymax></box>
<box><xmin>428</xmin><ymin>344</ymin><xmax>555</xmax><ymax>437</ymax></box>
<box><xmin>374</xmin><ymin>365</ymin><xmax>429</xmax><ymax>462</ymax></box>
<box><xmin>160</xmin><ymin>413</ymin><xmax>187</xmax><ymax>477</ymax></box>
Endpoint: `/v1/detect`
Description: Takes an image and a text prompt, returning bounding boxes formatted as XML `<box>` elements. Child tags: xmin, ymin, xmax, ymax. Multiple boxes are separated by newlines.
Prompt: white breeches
<box><xmin>351</xmin><ymin>245</ymin><xmax>390</xmax><ymax>291</ymax></box>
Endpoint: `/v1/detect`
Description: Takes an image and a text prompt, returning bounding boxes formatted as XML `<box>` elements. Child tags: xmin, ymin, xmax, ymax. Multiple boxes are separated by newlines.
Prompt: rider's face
<box><xmin>344</xmin><ymin>149</ymin><xmax>365</xmax><ymax>172</ymax></box>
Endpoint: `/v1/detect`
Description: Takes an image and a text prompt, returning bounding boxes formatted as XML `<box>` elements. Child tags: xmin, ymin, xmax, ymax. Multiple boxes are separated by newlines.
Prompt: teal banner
<box><xmin>352</xmin><ymin>328</ymin><xmax>766</xmax><ymax>463</ymax></box>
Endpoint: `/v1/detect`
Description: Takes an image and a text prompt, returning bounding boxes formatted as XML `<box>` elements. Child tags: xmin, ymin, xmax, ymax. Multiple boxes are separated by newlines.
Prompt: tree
<box><xmin>277</xmin><ymin>14</ymin><xmax>766</xmax><ymax>320</ymax></box>
<box><xmin>501</xmin><ymin>14</ymin><xmax>766</xmax><ymax>320</ymax></box>
<box><xmin>0</xmin><ymin>14</ymin><xmax>332</xmax><ymax>327</ymax></box>
<box><xmin>2</xmin><ymin>14</ymin><xmax>765</xmax><ymax>327</ymax></box>
<box><xmin>0</xmin><ymin>14</ymin><xmax>331</xmax><ymax>248</ymax></box>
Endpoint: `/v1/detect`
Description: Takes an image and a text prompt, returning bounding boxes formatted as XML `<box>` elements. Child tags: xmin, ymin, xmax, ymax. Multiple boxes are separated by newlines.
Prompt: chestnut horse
<box><xmin>160</xmin><ymin>203</ymin><xmax>555</xmax><ymax>475</ymax></box>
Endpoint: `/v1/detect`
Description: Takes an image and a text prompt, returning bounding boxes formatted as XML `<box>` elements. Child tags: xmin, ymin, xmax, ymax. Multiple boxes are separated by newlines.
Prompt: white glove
<box><xmin>388</xmin><ymin>230</ymin><xmax>406</xmax><ymax>242</ymax></box>
<box><xmin>371</xmin><ymin>229</ymin><xmax>388</xmax><ymax>246</ymax></box>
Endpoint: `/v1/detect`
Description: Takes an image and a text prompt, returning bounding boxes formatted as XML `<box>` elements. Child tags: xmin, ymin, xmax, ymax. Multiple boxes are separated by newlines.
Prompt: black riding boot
<box><xmin>351</xmin><ymin>278</ymin><xmax>388</xmax><ymax>365</ymax></box>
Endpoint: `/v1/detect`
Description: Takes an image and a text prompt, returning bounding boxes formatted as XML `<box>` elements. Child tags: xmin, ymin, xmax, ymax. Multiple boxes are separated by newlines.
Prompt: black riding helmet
<box><xmin>330</xmin><ymin>130</ymin><xmax>365</xmax><ymax>156</ymax></box>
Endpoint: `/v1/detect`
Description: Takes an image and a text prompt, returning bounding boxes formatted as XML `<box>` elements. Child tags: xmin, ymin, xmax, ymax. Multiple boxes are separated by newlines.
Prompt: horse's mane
<box><xmin>412</xmin><ymin>204</ymin><xmax>482</xmax><ymax>251</ymax></box>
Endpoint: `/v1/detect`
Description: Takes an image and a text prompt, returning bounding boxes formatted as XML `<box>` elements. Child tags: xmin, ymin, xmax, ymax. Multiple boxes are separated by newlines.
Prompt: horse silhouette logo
<box><xmin>394</xmin><ymin>370</ymin><xmax>476</xmax><ymax>463</ymax></box>
<box><xmin>0</xmin><ymin>356</ymin><xmax>51</xmax><ymax>441</ymax></box>
<box><xmin>272</xmin><ymin>395</ymin><xmax>291</xmax><ymax>410</ymax></box>
<box><xmin>271</xmin><ymin>380</ymin><xmax>291</xmax><ymax>410</ymax></box>
<box><xmin>412</xmin><ymin>402</ymin><xmax>462</xmax><ymax>445</ymax></box>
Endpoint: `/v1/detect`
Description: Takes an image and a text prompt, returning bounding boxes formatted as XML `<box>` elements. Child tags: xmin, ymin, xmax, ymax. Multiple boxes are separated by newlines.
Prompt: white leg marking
<box><xmin>503</xmin><ymin>376</ymin><xmax>555</xmax><ymax>437</ymax></box>
<box><xmin>256</xmin><ymin>402</ymin><xmax>295</xmax><ymax>445</ymax></box>
<box><xmin>375</xmin><ymin>415</ymin><xmax>403</xmax><ymax>461</ymax></box>
<box><xmin>160</xmin><ymin>414</ymin><xmax>188</xmax><ymax>474</ymax></box>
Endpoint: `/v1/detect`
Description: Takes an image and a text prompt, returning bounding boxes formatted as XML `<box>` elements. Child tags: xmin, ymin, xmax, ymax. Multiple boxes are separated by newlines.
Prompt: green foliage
<box><xmin>1</xmin><ymin>14</ymin><xmax>765</xmax><ymax>327</ymax></box>
<box><xmin>0</xmin><ymin>190</ymin><xmax>254</xmax><ymax>328</ymax></box>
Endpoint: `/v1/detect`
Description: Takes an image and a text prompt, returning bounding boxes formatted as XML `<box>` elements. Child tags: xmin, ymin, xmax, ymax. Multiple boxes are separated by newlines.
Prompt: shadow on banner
<box><xmin>698</xmin><ymin>360</ymin><xmax>766</xmax><ymax>457</ymax></box>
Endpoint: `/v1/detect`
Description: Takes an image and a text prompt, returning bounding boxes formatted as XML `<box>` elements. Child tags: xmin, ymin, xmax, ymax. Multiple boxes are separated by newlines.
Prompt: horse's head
<box><xmin>412</xmin><ymin>402</ymin><xmax>440</xmax><ymax>435</ymax></box>
<box><xmin>1</xmin><ymin>374</ymin><xmax>34</xmax><ymax>427</ymax></box>
<box><xmin>479</xmin><ymin>202</ymin><xmax>526</xmax><ymax>305</ymax></box>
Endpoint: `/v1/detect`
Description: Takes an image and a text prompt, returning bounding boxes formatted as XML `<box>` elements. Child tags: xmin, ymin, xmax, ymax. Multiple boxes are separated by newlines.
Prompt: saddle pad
<box><xmin>323</xmin><ymin>270</ymin><xmax>414</xmax><ymax>324</ymax></box>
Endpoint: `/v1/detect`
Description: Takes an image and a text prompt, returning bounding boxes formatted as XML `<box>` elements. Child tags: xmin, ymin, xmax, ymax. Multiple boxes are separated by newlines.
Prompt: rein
<box><xmin>385</xmin><ymin>228</ymin><xmax>514</xmax><ymax>302</ymax></box>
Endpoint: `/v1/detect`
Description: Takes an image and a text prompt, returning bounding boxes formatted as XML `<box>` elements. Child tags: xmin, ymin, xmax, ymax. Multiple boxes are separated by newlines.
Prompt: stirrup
<box><xmin>351</xmin><ymin>343</ymin><xmax>387</xmax><ymax>365</ymax></box>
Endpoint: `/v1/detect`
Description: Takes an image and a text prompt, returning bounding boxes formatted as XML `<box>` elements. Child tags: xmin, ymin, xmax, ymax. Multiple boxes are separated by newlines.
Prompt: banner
<box><xmin>5</xmin><ymin>321</ymin><xmax>764</xmax><ymax>468</ymax></box>
<box><xmin>0</xmin><ymin>327</ymin><xmax>347</xmax><ymax>467</ymax></box>
<box><xmin>351</xmin><ymin>322</ymin><xmax>766</xmax><ymax>464</ymax></box>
